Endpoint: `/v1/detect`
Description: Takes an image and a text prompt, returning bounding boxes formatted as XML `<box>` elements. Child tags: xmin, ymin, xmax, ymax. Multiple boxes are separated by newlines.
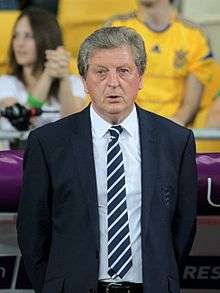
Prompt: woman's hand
<box><xmin>45</xmin><ymin>46</ymin><xmax>71</xmax><ymax>79</ymax></box>
<box><xmin>0</xmin><ymin>97</ymin><xmax>17</xmax><ymax>108</ymax></box>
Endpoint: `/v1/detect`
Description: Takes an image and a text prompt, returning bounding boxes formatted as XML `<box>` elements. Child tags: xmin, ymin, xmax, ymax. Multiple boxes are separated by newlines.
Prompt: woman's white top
<box><xmin>0</xmin><ymin>74</ymin><xmax>85</xmax><ymax>131</ymax></box>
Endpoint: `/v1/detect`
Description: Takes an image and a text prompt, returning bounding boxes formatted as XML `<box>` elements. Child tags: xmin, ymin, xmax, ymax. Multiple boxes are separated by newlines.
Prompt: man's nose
<box><xmin>107</xmin><ymin>71</ymin><xmax>120</xmax><ymax>87</ymax></box>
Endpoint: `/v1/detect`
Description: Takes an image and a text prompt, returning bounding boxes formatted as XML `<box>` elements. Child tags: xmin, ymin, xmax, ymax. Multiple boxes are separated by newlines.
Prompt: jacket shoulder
<box><xmin>30</xmin><ymin>107</ymin><xmax>89</xmax><ymax>144</ymax></box>
<box><xmin>138</xmin><ymin>107</ymin><xmax>192</xmax><ymax>140</ymax></box>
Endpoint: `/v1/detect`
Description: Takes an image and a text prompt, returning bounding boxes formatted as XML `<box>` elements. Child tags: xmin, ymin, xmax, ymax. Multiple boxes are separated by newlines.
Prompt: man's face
<box><xmin>83</xmin><ymin>46</ymin><xmax>143</xmax><ymax>124</ymax></box>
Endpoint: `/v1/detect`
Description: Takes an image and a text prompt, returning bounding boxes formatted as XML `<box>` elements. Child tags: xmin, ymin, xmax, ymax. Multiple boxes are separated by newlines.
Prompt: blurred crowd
<box><xmin>0</xmin><ymin>0</ymin><xmax>220</xmax><ymax>151</ymax></box>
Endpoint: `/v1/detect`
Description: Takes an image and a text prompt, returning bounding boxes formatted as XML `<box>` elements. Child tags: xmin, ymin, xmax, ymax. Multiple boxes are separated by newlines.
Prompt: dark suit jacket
<box><xmin>17</xmin><ymin>105</ymin><xmax>197</xmax><ymax>293</ymax></box>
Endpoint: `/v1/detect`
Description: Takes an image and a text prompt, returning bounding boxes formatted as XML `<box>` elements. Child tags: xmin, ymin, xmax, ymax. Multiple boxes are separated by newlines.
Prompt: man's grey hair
<box><xmin>77</xmin><ymin>26</ymin><xmax>147</xmax><ymax>78</ymax></box>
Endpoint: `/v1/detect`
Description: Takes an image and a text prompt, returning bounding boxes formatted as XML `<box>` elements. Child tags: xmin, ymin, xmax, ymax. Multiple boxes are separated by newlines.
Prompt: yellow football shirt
<box><xmin>106</xmin><ymin>11</ymin><xmax>213</xmax><ymax>121</ymax></box>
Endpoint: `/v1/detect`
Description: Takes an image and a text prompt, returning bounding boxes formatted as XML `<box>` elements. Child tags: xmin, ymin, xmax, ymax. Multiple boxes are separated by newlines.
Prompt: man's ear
<box><xmin>82</xmin><ymin>77</ymin><xmax>89</xmax><ymax>94</ymax></box>
<box><xmin>139</xmin><ymin>75</ymin><xmax>144</xmax><ymax>90</ymax></box>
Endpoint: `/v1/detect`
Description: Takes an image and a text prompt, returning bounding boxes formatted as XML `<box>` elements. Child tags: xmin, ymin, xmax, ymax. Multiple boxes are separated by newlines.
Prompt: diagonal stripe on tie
<box><xmin>108</xmin><ymin>188</ymin><xmax>126</xmax><ymax>214</ymax></box>
<box><xmin>107</xmin><ymin>176</ymin><xmax>125</xmax><ymax>201</ymax></box>
<box><xmin>116</xmin><ymin>255</ymin><xmax>133</xmax><ymax>278</ymax></box>
<box><xmin>108</xmin><ymin>236</ymin><xmax>130</xmax><ymax>261</ymax></box>
<box><xmin>107</xmin><ymin>144</ymin><xmax>121</xmax><ymax>163</ymax></box>
<box><xmin>107</xmin><ymin>152</ymin><xmax>123</xmax><ymax>176</ymax></box>
<box><xmin>108</xmin><ymin>211</ymin><xmax>127</xmax><ymax>239</ymax></box>
<box><xmin>108</xmin><ymin>225</ymin><xmax>129</xmax><ymax>252</ymax></box>
<box><xmin>107</xmin><ymin>164</ymin><xmax>124</xmax><ymax>188</ymax></box>
<box><xmin>110</xmin><ymin>246</ymin><xmax>132</xmax><ymax>273</ymax></box>
<box><xmin>107</xmin><ymin>173</ymin><xmax>125</xmax><ymax>193</ymax></box>
<box><xmin>107</xmin><ymin>125</ymin><xmax>132</xmax><ymax>279</ymax></box>
<box><xmin>107</xmin><ymin>160</ymin><xmax>123</xmax><ymax>180</ymax></box>
<box><xmin>108</xmin><ymin>200</ymin><xmax>126</xmax><ymax>226</ymax></box>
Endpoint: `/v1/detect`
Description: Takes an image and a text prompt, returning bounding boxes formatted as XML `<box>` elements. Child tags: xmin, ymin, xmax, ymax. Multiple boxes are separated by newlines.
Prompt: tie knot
<box><xmin>109</xmin><ymin>125</ymin><xmax>123</xmax><ymax>140</ymax></box>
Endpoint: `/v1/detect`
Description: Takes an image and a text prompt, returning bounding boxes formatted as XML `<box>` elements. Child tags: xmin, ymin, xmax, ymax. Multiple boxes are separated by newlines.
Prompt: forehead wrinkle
<box><xmin>88</xmin><ymin>56</ymin><xmax>136</xmax><ymax>70</ymax></box>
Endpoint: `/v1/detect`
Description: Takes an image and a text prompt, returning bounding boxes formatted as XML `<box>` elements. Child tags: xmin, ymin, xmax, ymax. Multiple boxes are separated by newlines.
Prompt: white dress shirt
<box><xmin>90</xmin><ymin>105</ymin><xmax>143</xmax><ymax>283</ymax></box>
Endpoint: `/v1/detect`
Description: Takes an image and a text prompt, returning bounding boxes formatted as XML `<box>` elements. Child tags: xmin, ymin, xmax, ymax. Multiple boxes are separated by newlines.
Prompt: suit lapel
<box><xmin>137</xmin><ymin>107</ymin><xmax>158</xmax><ymax>240</ymax></box>
<box><xmin>70</xmin><ymin>106</ymin><xmax>100</xmax><ymax>249</ymax></box>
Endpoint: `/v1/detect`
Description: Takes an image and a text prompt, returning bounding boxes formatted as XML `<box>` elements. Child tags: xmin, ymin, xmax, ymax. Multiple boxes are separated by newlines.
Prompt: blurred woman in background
<box><xmin>0</xmin><ymin>7</ymin><xmax>85</xmax><ymax>132</ymax></box>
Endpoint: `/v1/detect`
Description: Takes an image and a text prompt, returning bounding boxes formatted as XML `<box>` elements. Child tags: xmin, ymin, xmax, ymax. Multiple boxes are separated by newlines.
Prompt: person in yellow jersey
<box><xmin>104</xmin><ymin>0</ymin><xmax>213</xmax><ymax>126</ymax></box>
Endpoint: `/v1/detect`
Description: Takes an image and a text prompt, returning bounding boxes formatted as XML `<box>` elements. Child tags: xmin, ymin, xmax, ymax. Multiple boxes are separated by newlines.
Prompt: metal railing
<box><xmin>0</xmin><ymin>130</ymin><xmax>29</xmax><ymax>141</ymax></box>
<box><xmin>192</xmin><ymin>128</ymin><xmax>220</xmax><ymax>140</ymax></box>
<box><xmin>1</xmin><ymin>128</ymin><xmax>220</xmax><ymax>143</ymax></box>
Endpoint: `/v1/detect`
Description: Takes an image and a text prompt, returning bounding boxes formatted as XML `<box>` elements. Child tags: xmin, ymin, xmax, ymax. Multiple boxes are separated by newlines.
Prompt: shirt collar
<box><xmin>90</xmin><ymin>104</ymin><xmax>139</xmax><ymax>138</ymax></box>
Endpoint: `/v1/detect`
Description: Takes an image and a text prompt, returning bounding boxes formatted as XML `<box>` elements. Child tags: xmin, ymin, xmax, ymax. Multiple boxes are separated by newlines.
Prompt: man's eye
<box><xmin>120</xmin><ymin>68</ymin><xmax>130</xmax><ymax>74</ymax></box>
<box><xmin>96</xmin><ymin>70</ymin><xmax>108</xmax><ymax>79</ymax></box>
<box><xmin>97</xmin><ymin>70</ymin><xmax>106</xmax><ymax>75</ymax></box>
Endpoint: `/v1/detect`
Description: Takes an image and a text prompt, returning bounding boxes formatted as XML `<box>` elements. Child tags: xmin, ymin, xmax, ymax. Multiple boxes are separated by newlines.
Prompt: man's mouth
<box><xmin>106</xmin><ymin>95</ymin><xmax>122</xmax><ymax>103</ymax></box>
<box><xmin>107</xmin><ymin>95</ymin><xmax>121</xmax><ymax>99</ymax></box>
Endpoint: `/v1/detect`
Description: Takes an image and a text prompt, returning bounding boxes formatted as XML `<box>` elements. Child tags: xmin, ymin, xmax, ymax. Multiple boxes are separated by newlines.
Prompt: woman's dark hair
<box><xmin>9</xmin><ymin>7</ymin><xmax>63</xmax><ymax>98</ymax></box>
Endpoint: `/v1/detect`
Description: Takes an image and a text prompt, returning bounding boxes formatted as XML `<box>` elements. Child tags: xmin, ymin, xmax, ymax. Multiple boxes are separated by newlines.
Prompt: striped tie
<box><xmin>107</xmin><ymin>125</ymin><xmax>132</xmax><ymax>279</ymax></box>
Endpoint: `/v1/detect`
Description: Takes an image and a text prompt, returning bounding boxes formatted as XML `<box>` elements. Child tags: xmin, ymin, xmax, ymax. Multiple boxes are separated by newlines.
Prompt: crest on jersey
<box><xmin>151</xmin><ymin>45</ymin><xmax>161</xmax><ymax>53</ymax></box>
<box><xmin>174</xmin><ymin>50</ymin><xmax>188</xmax><ymax>68</ymax></box>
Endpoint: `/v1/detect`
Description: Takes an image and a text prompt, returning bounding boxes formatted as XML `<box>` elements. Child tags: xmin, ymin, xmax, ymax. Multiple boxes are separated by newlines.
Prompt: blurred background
<box><xmin>0</xmin><ymin>1</ymin><xmax>219</xmax><ymax>292</ymax></box>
